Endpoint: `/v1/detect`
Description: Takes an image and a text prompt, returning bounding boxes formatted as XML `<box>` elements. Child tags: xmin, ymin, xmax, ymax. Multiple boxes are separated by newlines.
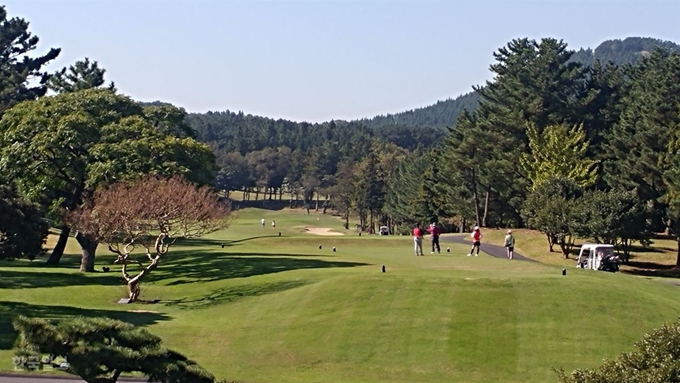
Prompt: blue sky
<box><xmin>4</xmin><ymin>0</ymin><xmax>680</xmax><ymax>122</ymax></box>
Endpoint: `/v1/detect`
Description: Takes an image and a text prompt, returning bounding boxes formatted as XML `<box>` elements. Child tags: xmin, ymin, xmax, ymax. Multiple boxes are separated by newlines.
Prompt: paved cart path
<box><xmin>0</xmin><ymin>374</ymin><xmax>147</xmax><ymax>382</ymax></box>
<box><xmin>440</xmin><ymin>234</ymin><xmax>536</xmax><ymax>262</ymax></box>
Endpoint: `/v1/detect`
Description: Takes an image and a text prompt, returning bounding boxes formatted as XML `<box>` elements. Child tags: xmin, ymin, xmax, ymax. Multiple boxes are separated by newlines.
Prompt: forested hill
<box><xmin>358</xmin><ymin>37</ymin><xmax>680</xmax><ymax>129</ymax></box>
<box><xmin>178</xmin><ymin>35</ymin><xmax>679</xmax><ymax>189</ymax></box>
<box><xmin>356</xmin><ymin>91</ymin><xmax>479</xmax><ymax>129</ymax></box>
<box><xmin>185</xmin><ymin>112</ymin><xmax>444</xmax><ymax>156</ymax></box>
<box><xmin>570</xmin><ymin>37</ymin><xmax>680</xmax><ymax>67</ymax></box>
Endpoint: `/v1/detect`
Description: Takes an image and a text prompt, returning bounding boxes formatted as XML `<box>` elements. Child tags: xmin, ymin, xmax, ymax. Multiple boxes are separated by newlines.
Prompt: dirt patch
<box><xmin>305</xmin><ymin>227</ymin><xmax>344</xmax><ymax>236</ymax></box>
<box><xmin>127</xmin><ymin>309</ymin><xmax>159</xmax><ymax>313</ymax></box>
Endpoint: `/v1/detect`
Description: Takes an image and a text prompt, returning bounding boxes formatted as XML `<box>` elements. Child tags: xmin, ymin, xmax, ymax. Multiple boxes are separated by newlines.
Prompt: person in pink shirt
<box><xmin>467</xmin><ymin>226</ymin><xmax>482</xmax><ymax>256</ymax></box>
<box><xmin>412</xmin><ymin>224</ymin><xmax>424</xmax><ymax>256</ymax></box>
<box><xmin>426</xmin><ymin>222</ymin><xmax>441</xmax><ymax>254</ymax></box>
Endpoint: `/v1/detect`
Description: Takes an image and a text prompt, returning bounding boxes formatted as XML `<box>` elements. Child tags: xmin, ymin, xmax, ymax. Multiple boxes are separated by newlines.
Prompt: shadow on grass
<box><xmin>0</xmin><ymin>300</ymin><xmax>170</xmax><ymax>350</ymax></box>
<box><xmin>174</xmin><ymin>235</ymin><xmax>282</xmax><ymax>248</ymax></box>
<box><xmin>162</xmin><ymin>280</ymin><xmax>310</xmax><ymax>309</ymax></box>
<box><xmin>621</xmin><ymin>261</ymin><xmax>680</xmax><ymax>279</ymax></box>
<box><xmin>139</xmin><ymin>251</ymin><xmax>369</xmax><ymax>285</ymax></box>
<box><xmin>0</xmin><ymin>269</ymin><xmax>123</xmax><ymax>289</ymax></box>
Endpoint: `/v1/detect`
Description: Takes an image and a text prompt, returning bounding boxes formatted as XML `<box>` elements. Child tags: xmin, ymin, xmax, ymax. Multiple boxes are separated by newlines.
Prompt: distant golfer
<box><xmin>467</xmin><ymin>226</ymin><xmax>482</xmax><ymax>256</ymax></box>
<box><xmin>427</xmin><ymin>222</ymin><xmax>441</xmax><ymax>254</ymax></box>
<box><xmin>272</xmin><ymin>219</ymin><xmax>276</xmax><ymax>229</ymax></box>
<box><xmin>412</xmin><ymin>224</ymin><xmax>424</xmax><ymax>256</ymax></box>
<box><xmin>504</xmin><ymin>230</ymin><xmax>515</xmax><ymax>259</ymax></box>
<box><xmin>261</xmin><ymin>218</ymin><xmax>265</xmax><ymax>228</ymax></box>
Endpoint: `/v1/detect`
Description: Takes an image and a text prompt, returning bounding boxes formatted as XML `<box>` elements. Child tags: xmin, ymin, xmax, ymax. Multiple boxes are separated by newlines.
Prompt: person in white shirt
<box><xmin>504</xmin><ymin>230</ymin><xmax>516</xmax><ymax>259</ymax></box>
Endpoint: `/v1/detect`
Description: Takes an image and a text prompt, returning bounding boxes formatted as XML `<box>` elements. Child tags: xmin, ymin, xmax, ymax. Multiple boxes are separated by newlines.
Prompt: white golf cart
<box><xmin>379</xmin><ymin>226</ymin><xmax>390</xmax><ymax>235</ymax></box>
<box><xmin>576</xmin><ymin>244</ymin><xmax>619</xmax><ymax>272</ymax></box>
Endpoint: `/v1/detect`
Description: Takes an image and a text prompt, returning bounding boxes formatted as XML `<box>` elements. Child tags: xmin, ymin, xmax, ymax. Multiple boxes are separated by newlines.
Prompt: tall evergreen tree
<box><xmin>604</xmin><ymin>49</ymin><xmax>680</xmax><ymax>264</ymax></box>
<box><xmin>47</xmin><ymin>57</ymin><xmax>116</xmax><ymax>93</ymax></box>
<box><xmin>0</xmin><ymin>6</ymin><xmax>60</xmax><ymax>114</ymax></box>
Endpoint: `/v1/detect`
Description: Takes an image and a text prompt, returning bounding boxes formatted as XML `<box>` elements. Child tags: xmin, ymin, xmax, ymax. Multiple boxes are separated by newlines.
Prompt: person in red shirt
<box><xmin>412</xmin><ymin>224</ymin><xmax>424</xmax><ymax>256</ymax></box>
<box><xmin>468</xmin><ymin>226</ymin><xmax>482</xmax><ymax>256</ymax></box>
<box><xmin>427</xmin><ymin>222</ymin><xmax>441</xmax><ymax>254</ymax></box>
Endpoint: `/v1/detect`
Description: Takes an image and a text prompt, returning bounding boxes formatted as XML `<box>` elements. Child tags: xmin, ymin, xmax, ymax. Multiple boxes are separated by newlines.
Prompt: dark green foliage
<box><xmin>13</xmin><ymin>315</ymin><xmax>218</xmax><ymax>383</ymax></box>
<box><xmin>0</xmin><ymin>186</ymin><xmax>48</xmax><ymax>260</ymax></box>
<box><xmin>47</xmin><ymin>57</ymin><xmax>116</xmax><ymax>93</ymax></box>
<box><xmin>556</xmin><ymin>318</ymin><xmax>680</xmax><ymax>383</ymax></box>
<box><xmin>602</xmin><ymin>48</ymin><xmax>680</xmax><ymax>265</ymax></box>
<box><xmin>143</xmin><ymin>104</ymin><xmax>197</xmax><ymax>139</ymax></box>
<box><xmin>574</xmin><ymin>189</ymin><xmax>651</xmax><ymax>260</ymax></box>
<box><xmin>580</xmin><ymin>61</ymin><xmax>626</xmax><ymax>161</ymax></box>
<box><xmin>521</xmin><ymin>178</ymin><xmax>583</xmax><ymax>257</ymax></box>
<box><xmin>383</xmin><ymin>152</ymin><xmax>428</xmax><ymax>230</ymax></box>
<box><xmin>358</xmin><ymin>91</ymin><xmax>481</xmax><ymax>129</ymax></box>
<box><xmin>0</xmin><ymin>6</ymin><xmax>60</xmax><ymax>114</ymax></box>
<box><xmin>604</xmin><ymin>48</ymin><xmax>680</xmax><ymax>200</ymax></box>
<box><xmin>360</xmin><ymin>38</ymin><xmax>677</xmax><ymax>131</ymax></box>
<box><xmin>571</xmin><ymin>37</ymin><xmax>680</xmax><ymax>67</ymax></box>
<box><xmin>0</xmin><ymin>88</ymin><xmax>216</xmax><ymax>269</ymax></box>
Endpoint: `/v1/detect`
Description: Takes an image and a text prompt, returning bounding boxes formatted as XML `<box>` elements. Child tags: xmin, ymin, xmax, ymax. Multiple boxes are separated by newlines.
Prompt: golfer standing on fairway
<box><xmin>413</xmin><ymin>224</ymin><xmax>424</xmax><ymax>256</ymax></box>
<box><xmin>468</xmin><ymin>226</ymin><xmax>482</xmax><ymax>256</ymax></box>
<box><xmin>427</xmin><ymin>222</ymin><xmax>441</xmax><ymax>254</ymax></box>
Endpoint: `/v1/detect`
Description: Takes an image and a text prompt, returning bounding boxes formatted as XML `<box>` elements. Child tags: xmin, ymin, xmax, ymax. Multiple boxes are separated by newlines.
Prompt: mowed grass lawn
<box><xmin>1</xmin><ymin>208</ymin><xmax>680</xmax><ymax>383</ymax></box>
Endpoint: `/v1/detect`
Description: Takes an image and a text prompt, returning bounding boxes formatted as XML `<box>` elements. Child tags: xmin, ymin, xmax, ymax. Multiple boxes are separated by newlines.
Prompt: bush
<box><xmin>556</xmin><ymin>318</ymin><xmax>680</xmax><ymax>383</ymax></box>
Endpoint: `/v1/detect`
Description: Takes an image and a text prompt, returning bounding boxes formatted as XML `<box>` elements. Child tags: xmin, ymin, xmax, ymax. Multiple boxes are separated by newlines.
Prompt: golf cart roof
<box><xmin>580</xmin><ymin>244</ymin><xmax>615</xmax><ymax>250</ymax></box>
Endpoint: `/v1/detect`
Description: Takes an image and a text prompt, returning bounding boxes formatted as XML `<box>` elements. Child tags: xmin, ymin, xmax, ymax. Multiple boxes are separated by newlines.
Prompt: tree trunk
<box><xmin>75</xmin><ymin>231</ymin><xmax>98</xmax><ymax>272</ymax></box>
<box><xmin>86</xmin><ymin>370</ymin><xmax>120</xmax><ymax>383</ymax></box>
<box><xmin>482</xmin><ymin>191</ymin><xmax>490</xmax><ymax>227</ymax></box>
<box><xmin>470</xmin><ymin>170</ymin><xmax>480</xmax><ymax>226</ymax></box>
<box><xmin>547</xmin><ymin>233</ymin><xmax>554</xmax><ymax>252</ymax></box>
<box><xmin>125</xmin><ymin>255</ymin><xmax>160</xmax><ymax>302</ymax></box>
<box><xmin>558</xmin><ymin>240</ymin><xmax>569</xmax><ymax>259</ymax></box>
<box><xmin>46</xmin><ymin>225</ymin><xmax>71</xmax><ymax>265</ymax></box>
<box><xmin>676</xmin><ymin>236</ymin><xmax>680</xmax><ymax>268</ymax></box>
<box><xmin>315</xmin><ymin>194</ymin><xmax>319</xmax><ymax>211</ymax></box>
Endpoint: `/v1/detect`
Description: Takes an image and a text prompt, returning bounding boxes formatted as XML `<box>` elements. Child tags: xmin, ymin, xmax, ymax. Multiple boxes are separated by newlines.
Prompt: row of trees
<box><xmin>199</xmin><ymin>37</ymin><xmax>678</xmax><ymax>265</ymax></box>
<box><xmin>380</xmin><ymin>38</ymin><xmax>680</xmax><ymax>264</ymax></box>
<box><xmin>0</xmin><ymin>7</ymin><xmax>229</xmax><ymax>278</ymax></box>
<box><xmin>0</xmin><ymin>6</ymin><xmax>232</xmax><ymax>382</ymax></box>
<box><xmin>360</xmin><ymin>41</ymin><xmax>676</xmax><ymax>266</ymax></box>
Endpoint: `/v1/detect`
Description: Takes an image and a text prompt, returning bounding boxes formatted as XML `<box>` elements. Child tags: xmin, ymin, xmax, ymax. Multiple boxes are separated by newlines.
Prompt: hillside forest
<box><xmin>0</xmin><ymin>2</ymin><xmax>679</xmax><ymax>269</ymax></box>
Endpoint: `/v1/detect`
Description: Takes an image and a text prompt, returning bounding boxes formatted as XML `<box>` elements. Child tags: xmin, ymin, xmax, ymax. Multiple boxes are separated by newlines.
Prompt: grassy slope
<box><xmin>1</xmin><ymin>208</ymin><xmax>679</xmax><ymax>382</ymax></box>
<box><xmin>479</xmin><ymin>228</ymin><xmax>678</xmax><ymax>272</ymax></box>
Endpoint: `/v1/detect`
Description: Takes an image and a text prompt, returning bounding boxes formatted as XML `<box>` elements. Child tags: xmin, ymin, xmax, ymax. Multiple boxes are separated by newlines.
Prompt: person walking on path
<box><xmin>413</xmin><ymin>224</ymin><xmax>424</xmax><ymax>256</ymax></box>
<box><xmin>467</xmin><ymin>226</ymin><xmax>482</xmax><ymax>256</ymax></box>
<box><xmin>427</xmin><ymin>222</ymin><xmax>441</xmax><ymax>254</ymax></box>
<box><xmin>504</xmin><ymin>230</ymin><xmax>515</xmax><ymax>259</ymax></box>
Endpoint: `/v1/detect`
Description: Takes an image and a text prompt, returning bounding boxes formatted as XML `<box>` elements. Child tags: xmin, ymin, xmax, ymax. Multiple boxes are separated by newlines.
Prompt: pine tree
<box><xmin>47</xmin><ymin>57</ymin><xmax>116</xmax><ymax>93</ymax></box>
<box><xmin>0</xmin><ymin>6</ymin><xmax>60</xmax><ymax>114</ymax></box>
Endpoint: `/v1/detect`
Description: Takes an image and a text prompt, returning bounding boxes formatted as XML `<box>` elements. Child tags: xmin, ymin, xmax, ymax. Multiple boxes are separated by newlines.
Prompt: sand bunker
<box><xmin>127</xmin><ymin>309</ymin><xmax>159</xmax><ymax>313</ymax></box>
<box><xmin>305</xmin><ymin>227</ymin><xmax>345</xmax><ymax>236</ymax></box>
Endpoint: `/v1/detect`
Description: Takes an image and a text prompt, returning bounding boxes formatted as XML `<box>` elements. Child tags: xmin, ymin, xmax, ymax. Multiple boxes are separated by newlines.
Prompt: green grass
<box><xmin>1</xmin><ymin>208</ymin><xmax>680</xmax><ymax>382</ymax></box>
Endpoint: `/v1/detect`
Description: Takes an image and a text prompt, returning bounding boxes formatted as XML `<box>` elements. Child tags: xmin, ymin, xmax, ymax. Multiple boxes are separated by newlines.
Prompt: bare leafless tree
<box><xmin>70</xmin><ymin>175</ymin><xmax>231</xmax><ymax>301</ymax></box>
